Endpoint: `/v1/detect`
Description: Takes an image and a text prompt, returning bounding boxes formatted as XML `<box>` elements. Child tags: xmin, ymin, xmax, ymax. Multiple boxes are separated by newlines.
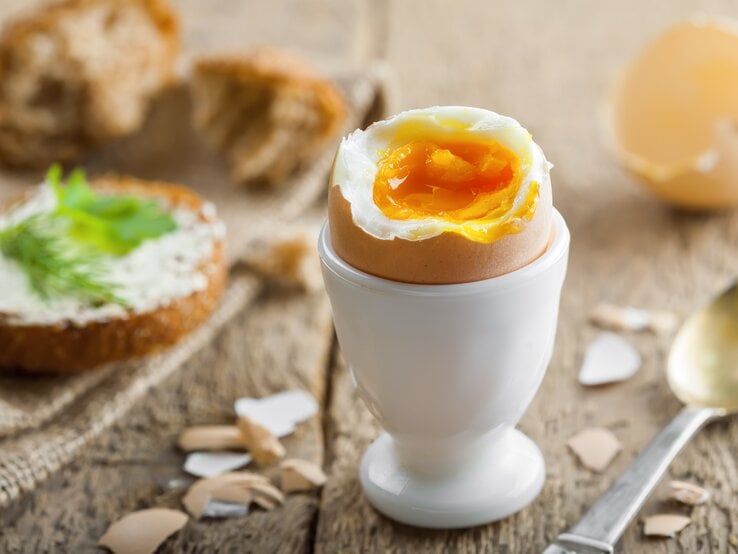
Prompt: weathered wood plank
<box><xmin>316</xmin><ymin>1</ymin><xmax>738</xmax><ymax>552</ymax></box>
<box><xmin>0</xmin><ymin>288</ymin><xmax>334</xmax><ymax>553</ymax></box>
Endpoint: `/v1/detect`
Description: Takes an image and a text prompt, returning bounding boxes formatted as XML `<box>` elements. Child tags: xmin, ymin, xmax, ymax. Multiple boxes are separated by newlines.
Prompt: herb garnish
<box><xmin>48</xmin><ymin>165</ymin><xmax>177</xmax><ymax>255</ymax></box>
<box><xmin>0</xmin><ymin>215</ymin><xmax>122</xmax><ymax>305</ymax></box>
<box><xmin>0</xmin><ymin>166</ymin><xmax>178</xmax><ymax>305</ymax></box>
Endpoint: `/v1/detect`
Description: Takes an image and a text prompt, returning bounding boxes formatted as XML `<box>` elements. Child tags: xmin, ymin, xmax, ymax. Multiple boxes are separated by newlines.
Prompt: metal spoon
<box><xmin>544</xmin><ymin>281</ymin><xmax>738</xmax><ymax>554</ymax></box>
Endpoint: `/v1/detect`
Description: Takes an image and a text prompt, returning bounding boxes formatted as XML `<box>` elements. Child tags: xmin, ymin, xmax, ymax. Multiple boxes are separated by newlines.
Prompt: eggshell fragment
<box><xmin>669</xmin><ymin>480</ymin><xmax>711</xmax><ymax>505</ymax></box>
<box><xmin>183</xmin><ymin>451</ymin><xmax>252</xmax><ymax>478</ymax></box>
<box><xmin>567</xmin><ymin>427</ymin><xmax>622</xmax><ymax>472</ymax></box>
<box><xmin>177</xmin><ymin>425</ymin><xmax>246</xmax><ymax>452</ymax></box>
<box><xmin>648</xmin><ymin>311</ymin><xmax>681</xmax><ymax>336</ymax></box>
<box><xmin>234</xmin><ymin>390</ymin><xmax>318</xmax><ymax>438</ymax></box>
<box><xmin>98</xmin><ymin>509</ymin><xmax>188</xmax><ymax>554</ymax></box>
<box><xmin>248</xmin><ymin>481</ymin><xmax>285</xmax><ymax>507</ymax></box>
<box><xmin>608</xmin><ymin>20</ymin><xmax>738</xmax><ymax>210</ymax></box>
<box><xmin>589</xmin><ymin>303</ymin><xmax>679</xmax><ymax>335</ymax></box>
<box><xmin>578</xmin><ymin>332</ymin><xmax>641</xmax><ymax>386</ymax></box>
<box><xmin>280</xmin><ymin>458</ymin><xmax>327</xmax><ymax>492</ymax></box>
<box><xmin>210</xmin><ymin>485</ymin><xmax>254</xmax><ymax>505</ymax></box>
<box><xmin>201</xmin><ymin>486</ymin><xmax>253</xmax><ymax>518</ymax></box>
<box><xmin>182</xmin><ymin>472</ymin><xmax>270</xmax><ymax>518</ymax></box>
<box><xmin>201</xmin><ymin>500</ymin><xmax>249</xmax><ymax>519</ymax></box>
<box><xmin>252</xmin><ymin>495</ymin><xmax>279</xmax><ymax>510</ymax></box>
<box><xmin>237</xmin><ymin>415</ymin><xmax>286</xmax><ymax>466</ymax></box>
<box><xmin>643</xmin><ymin>514</ymin><xmax>691</xmax><ymax>537</ymax></box>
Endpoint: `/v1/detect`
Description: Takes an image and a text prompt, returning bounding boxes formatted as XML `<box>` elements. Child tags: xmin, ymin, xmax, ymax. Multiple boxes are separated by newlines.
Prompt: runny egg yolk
<box><xmin>372</xmin><ymin>139</ymin><xmax>538</xmax><ymax>243</ymax></box>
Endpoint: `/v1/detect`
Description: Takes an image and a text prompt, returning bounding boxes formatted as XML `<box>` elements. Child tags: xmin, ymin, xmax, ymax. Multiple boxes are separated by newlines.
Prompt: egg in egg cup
<box><xmin>319</xmin><ymin>107</ymin><xmax>570</xmax><ymax>529</ymax></box>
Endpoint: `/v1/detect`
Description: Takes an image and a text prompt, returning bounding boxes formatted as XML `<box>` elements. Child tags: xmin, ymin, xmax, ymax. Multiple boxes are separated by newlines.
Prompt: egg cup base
<box><xmin>359</xmin><ymin>429</ymin><xmax>545</xmax><ymax>529</ymax></box>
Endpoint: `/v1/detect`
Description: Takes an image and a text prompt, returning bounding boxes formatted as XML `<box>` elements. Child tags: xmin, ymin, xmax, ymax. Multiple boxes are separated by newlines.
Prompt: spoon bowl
<box><xmin>668</xmin><ymin>280</ymin><xmax>738</xmax><ymax>412</ymax></box>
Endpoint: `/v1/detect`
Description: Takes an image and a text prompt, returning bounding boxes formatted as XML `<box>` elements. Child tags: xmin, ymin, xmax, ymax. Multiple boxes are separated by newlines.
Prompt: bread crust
<box><xmin>193</xmin><ymin>49</ymin><xmax>346</xmax><ymax>141</ymax></box>
<box><xmin>191</xmin><ymin>49</ymin><xmax>347</xmax><ymax>185</ymax></box>
<box><xmin>0</xmin><ymin>0</ymin><xmax>178</xmax><ymax>48</ymax></box>
<box><xmin>0</xmin><ymin>177</ymin><xmax>226</xmax><ymax>374</ymax></box>
<box><xmin>0</xmin><ymin>0</ymin><xmax>179</xmax><ymax>167</ymax></box>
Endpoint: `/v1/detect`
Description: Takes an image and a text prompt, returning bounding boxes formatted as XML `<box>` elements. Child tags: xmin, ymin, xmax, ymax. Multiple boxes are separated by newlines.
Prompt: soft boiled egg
<box><xmin>328</xmin><ymin>106</ymin><xmax>553</xmax><ymax>284</ymax></box>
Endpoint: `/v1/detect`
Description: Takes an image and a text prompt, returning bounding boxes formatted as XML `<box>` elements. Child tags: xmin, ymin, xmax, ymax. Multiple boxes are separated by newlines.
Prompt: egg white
<box><xmin>332</xmin><ymin>106</ymin><xmax>552</xmax><ymax>241</ymax></box>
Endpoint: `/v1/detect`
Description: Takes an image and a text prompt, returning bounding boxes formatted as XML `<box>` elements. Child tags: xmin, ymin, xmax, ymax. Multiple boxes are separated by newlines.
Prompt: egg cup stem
<box><xmin>319</xmin><ymin>211</ymin><xmax>570</xmax><ymax>529</ymax></box>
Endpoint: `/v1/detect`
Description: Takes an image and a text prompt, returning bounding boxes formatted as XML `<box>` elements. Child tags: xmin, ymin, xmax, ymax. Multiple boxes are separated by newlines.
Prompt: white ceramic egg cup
<box><xmin>318</xmin><ymin>210</ymin><xmax>570</xmax><ymax>529</ymax></box>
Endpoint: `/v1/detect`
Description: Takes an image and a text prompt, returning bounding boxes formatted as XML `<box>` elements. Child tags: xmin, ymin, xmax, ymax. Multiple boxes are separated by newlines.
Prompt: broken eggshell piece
<box><xmin>237</xmin><ymin>415</ymin><xmax>286</xmax><ymax>466</ymax></box>
<box><xmin>668</xmin><ymin>480</ymin><xmax>711</xmax><ymax>506</ymax></box>
<box><xmin>234</xmin><ymin>390</ymin><xmax>318</xmax><ymax>437</ymax></box>
<box><xmin>177</xmin><ymin>425</ymin><xmax>246</xmax><ymax>452</ymax></box>
<box><xmin>280</xmin><ymin>458</ymin><xmax>327</xmax><ymax>492</ymax></box>
<box><xmin>578</xmin><ymin>332</ymin><xmax>641</xmax><ymax>386</ymax></box>
<box><xmin>589</xmin><ymin>303</ymin><xmax>679</xmax><ymax>335</ymax></box>
<box><xmin>201</xmin><ymin>500</ymin><xmax>250</xmax><ymax>519</ymax></box>
<box><xmin>182</xmin><ymin>472</ymin><xmax>271</xmax><ymax>518</ymax></box>
<box><xmin>183</xmin><ymin>451</ymin><xmax>252</xmax><ymax>478</ymax></box>
<box><xmin>643</xmin><ymin>514</ymin><xmax>692</xmax><ymax>538</ymax></box>
<box><xmin>98</xmin><ymin>508</ymin><xmax>188</xmax><ymax>554</ymax></box>
<box><xmin>567</xmin><ymin>427</ymin><xmax>623</xmax><ymax>472</ymax></box>
<box><xmin>248</xmin><ymin>480</ymin><xmax>285</xmax><ymax>505</ymax></box>
<box><xmin>607</xmin><ymin>19</ymin><xmax>738</xmax><ymax>210</ymax></box>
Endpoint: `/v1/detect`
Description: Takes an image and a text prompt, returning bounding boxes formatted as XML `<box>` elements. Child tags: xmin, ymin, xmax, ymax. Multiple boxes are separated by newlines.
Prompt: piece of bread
<box><xmin>0</xmin><ymin>0</ymin><xmax>179</xmax><ymax>167</ymax></box>
<box><xmin>0</xmin><ymin>177</ymin><xmax>226</xmax><ymax>373</ymax></box>
<box><xmin>191</xmin><ymin>49</ymin><xmax>346</xmax><ymax>187</ymax></box>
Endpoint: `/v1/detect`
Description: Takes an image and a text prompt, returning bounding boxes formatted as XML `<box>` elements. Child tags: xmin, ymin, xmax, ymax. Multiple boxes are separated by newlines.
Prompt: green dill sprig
<box><xmin>0</xmin><ymin>215</ymin><xmax>124</xmax><ymax>305</ymax></box>
<box><xmin>48</xmin><ymin>165</ymin><xmax>177</xmax><ymax>255</ymax></box>
<box><xmin>0</xmin><ymin>165</ymin><xmax>179</xmax><ymax>305</ymax></box>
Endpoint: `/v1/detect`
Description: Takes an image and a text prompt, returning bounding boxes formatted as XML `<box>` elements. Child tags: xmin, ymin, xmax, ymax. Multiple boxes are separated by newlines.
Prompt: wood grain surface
<box><xmin>1</xmin><ymin>1</ymin><xmax>738</xmax><ymax>553</ymax></box>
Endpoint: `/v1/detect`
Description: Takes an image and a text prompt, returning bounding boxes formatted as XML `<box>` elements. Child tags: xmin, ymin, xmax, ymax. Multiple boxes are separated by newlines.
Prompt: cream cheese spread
<box><xmin>0</xmin><ymin>185</ymin><xmax>224</xmax><ymax>326</ymax></box>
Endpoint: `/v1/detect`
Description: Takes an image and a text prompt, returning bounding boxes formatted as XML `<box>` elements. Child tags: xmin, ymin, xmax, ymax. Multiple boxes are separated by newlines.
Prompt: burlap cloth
<box><xmin>0</xmin><ymin>68</ymin><xmax>388</xmax><ymax>510</ymax></box>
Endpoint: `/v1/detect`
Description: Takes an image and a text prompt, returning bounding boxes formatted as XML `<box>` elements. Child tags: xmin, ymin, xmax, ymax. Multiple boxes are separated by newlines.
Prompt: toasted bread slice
<box><xmin>0</xmin><ymin>0</ymin><xmax>179</xmax><ymax>167</ymax></box>
<box><xmin>191</xmin><ymin>49</ymin><xmax>346</xmax><ymax>187</ymax></box>
<box><xmin>0</xmin><ymin>176</ymin><xmax>226</xmax><ymax>373</ymax></box>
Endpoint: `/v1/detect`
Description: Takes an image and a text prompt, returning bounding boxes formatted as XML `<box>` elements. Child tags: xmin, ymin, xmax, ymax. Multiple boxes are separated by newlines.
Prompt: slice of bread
<box><xmin>191</xmin><ymin>49</ymin><xmax>346</xmax><ymax>187</ymax></box>
<box><xmin>0</xmin><ymin>176</ymin><xmax>226</xmax><ymax>373</ymax></box>
<box><xmin>0</xmin><ymin>0</ymin><xmax>179</xmax><ymax>167</ymax></box>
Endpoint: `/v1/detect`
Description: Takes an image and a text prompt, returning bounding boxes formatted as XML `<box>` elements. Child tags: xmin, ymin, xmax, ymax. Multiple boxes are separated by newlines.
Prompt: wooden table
<box><xmin>1</xmin><ymin>1</ymin><xmax>737</xmax><ymax>552</ymax></box>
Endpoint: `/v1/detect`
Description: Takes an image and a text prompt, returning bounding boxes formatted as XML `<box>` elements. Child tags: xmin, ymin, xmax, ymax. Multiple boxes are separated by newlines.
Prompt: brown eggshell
<box><xmin>97</xmin><ymin>509</ymin><xmax>188</xmax><ymax>554</ymax></box>
<box><xmin>606</xmin><ymin>20</ymin><xmax>738</xmax><ymax>210</ymax></box>
<box><xmin>327</xmin><ymin>174</ymin><xmax>552</xmax><ymax>284</ymax></box>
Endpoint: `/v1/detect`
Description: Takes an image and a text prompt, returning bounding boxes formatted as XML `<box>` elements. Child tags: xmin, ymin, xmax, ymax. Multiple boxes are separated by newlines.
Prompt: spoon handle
<box><xmin>552</xmin><ymin>405</ymin><xmax>721</xmax><ymax>553</ymax></box>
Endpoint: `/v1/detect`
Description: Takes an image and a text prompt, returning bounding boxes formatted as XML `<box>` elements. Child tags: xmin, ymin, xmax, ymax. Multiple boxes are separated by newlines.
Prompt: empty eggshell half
<box><xmin>329</xmin><ymin>106</ymin><xmax>553</xmax><ymax>284</ymax></box>
<box><xmin>608</xmin><ymin>19</ymin><xmax>738</xmax><ymax>210</ymax></box>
